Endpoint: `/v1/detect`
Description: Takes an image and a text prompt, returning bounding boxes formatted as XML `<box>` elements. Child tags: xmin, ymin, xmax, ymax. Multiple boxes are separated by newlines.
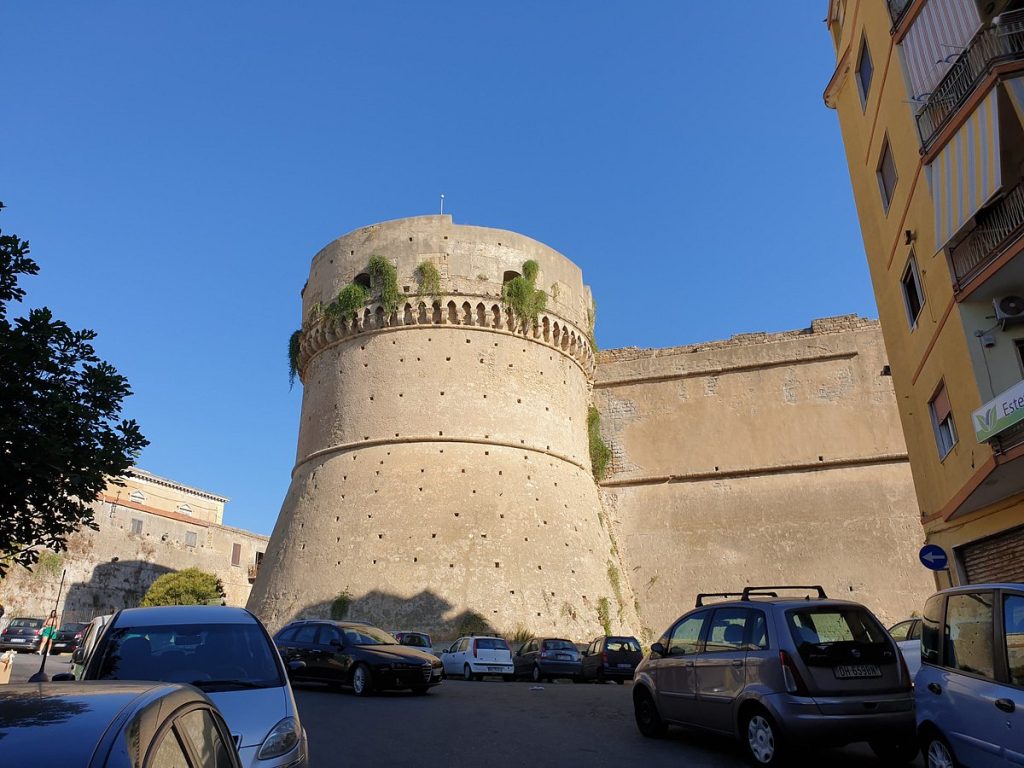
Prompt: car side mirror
<box><xmin>71</xmin><ymin>648</ymin><xmax>84</xmax><ymax>664</ymax></box>
<box><xmin>51</xmin><ymin>673</ymin><xmax>75</xmax><ymax>682</ymax></box>
<box><xmin>650</xmin><ymin>642</ymin><xmax>666</xmax><ymax>657</ymax></box>
<box><xmin>288</xmin><ymin>660</ymin><xmax>307</xmax><ymax>671</ymax></box>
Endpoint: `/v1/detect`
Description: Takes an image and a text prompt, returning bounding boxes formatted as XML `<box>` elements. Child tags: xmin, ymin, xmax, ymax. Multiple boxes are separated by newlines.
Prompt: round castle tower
<box><xmin>248</xmin><ymin>215</ymin><xmax>636</xmax><ymax>637</ymax></box>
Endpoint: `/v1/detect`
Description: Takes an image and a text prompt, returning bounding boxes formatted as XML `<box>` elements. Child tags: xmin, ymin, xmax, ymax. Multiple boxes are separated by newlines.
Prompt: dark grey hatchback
<box><xmin>0</xmin><ymin>681</ymin><xmax>240</xmax><ymax>766</ymax></box>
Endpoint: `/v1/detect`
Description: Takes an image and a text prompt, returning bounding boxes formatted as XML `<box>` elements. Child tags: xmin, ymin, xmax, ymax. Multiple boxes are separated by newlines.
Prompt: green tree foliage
<box><xmin>288</xmin><ymin>329</ymin><xmax>302</xmax><ymax>389</ymax></box>
<box><xmin>415</xmin><ymin>261</ymin><xmax>441</xmax><ymax>301</ymax></box>
<box><xmin>140</xmin><ymin>568</ymin><xmax>225</xmax><ymax>607</ymax></box>
<box><xmin>588</xmin><ymin>406</ymin><xmax>612</xmax><ymax>480</ymax></box>
<box><xmin>501</xmin><ymin>260</ymin><xmax>547</xmax><ymax>323</ymax></box>
<box><xmin>0</xmin><ymin>203</ymin><xmax>147</xmax><ymax>576</ymax></box>
<box><xmin>368</xmin><ymin>255</ymin><xmax>400</xmax><ymax>315</ymax></box>
<box><xmin>330</xmin><ymin>590</ymin><xmax>352</xmax><ymax>620</ymax></box>
<box><xmin>325</xmin><ymin>282</ymin><xmax>370</xmax><ymax>322</ymax></box>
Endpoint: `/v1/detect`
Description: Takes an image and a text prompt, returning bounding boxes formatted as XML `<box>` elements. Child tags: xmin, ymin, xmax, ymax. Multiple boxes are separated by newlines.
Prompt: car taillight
<box><xmin>779</xmin><ymin>650</ymin><xmax>809</xmax><ymax>695</ymax></box>
<box><xmin>34</xmin><ymin>629</ymin><xmax>41</xmax><ymax>636</ymax></box>
<box><xmin>74</xmin><ymin>633</ymin><xmax>83</xmax><ymax>640</ymax></box>
<box><xmin>471</xmin><ymin>640</ymin><xmax>478</xmax><ymax>657</ymax></box>
<box><xmin>539</xmin><ymin>650</ymin><xmax>553</xmax><ymax>660</ymax></box>
<box><xmin>602</xmin><ymin>652</ymin><xmax>609</xmax><ymax>664</ymax></box>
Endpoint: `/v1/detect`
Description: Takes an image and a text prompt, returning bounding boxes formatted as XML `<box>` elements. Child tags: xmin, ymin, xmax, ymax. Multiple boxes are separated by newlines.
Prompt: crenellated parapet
<box><xmin>296</xmin><ymin>294</ymin><xmax>596</xmax><ymax>382</ymax></box>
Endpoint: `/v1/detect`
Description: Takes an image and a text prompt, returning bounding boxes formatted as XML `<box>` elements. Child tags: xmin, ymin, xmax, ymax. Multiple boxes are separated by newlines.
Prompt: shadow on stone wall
<box><xmin>62</xmin><ymin>560</ymin><xmax>174</xmax><ymax>623</ymax></box>
<box><xmin>293</xmin><ymin>589</ymin><xmax>497</xmax><ymax>641</ymax></box>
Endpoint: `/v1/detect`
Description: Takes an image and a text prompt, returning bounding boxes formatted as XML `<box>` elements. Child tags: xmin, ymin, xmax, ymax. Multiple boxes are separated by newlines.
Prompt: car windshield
<box><xmin>475</xmin><ymin>638</ymin><xmax>509</xmax><ymax>650</ymax></box>
<box><xmin>400</xmin><ymin>634</ymin><xmax>429</xmax><ymax>647</ymax></box>
<box><xmin>541</xmin><ymin>639</ymin><xmax>575</xmax><ymax>651</ymax></box>
<box><xmin>606</xmin><ymin>637</ymin><xmax>641</xmax><ymax>652</ymax></box>
<box><xmin>787</xmin><ymin>608</ymin><xmax>888</xmax><ymax>647</ymax></box>
<box><xmin>95</xmin><ymin>622</ymin><xmax>284</xmax><ymax>690</ymax></box>
<box><xmin>342</xmin><ymin>626</ymin><xmax>397</xmax><ymax>646</ymax></box>
<box><xmin>10</xmin><ymin>619</ymin><xmax>42</xmax><ymax>628</ymax></box>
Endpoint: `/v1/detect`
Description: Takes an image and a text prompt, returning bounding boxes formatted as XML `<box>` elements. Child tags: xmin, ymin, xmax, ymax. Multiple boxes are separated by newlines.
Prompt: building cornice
<box><xmin>126</xmin><ymin>467</ymin><xmax>229</xmax><ymax>504</ymax></box>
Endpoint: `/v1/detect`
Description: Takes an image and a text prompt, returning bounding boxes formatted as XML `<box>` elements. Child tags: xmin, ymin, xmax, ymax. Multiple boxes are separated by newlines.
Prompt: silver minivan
<box><xmin>632</xmin><ymin>586</ymin><xmax>916</xmax><ymax>765</ymax></box>
<box><xmin>70</xmin><ymin>605</ymin><xmax>307</xmax><ymax>768</ymax></box>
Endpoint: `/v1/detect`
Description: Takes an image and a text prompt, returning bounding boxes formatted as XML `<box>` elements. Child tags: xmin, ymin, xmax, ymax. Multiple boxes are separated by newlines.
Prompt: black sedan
<box><xmin>0</xmin><ymin>681</ymin><xmax>241</xmax><ymax>765</ymax></box>
<box><xmin>512</xmin><ymin>637</ymin><xmax>582</xmax><ymax>682</ymax></box>
<box><xmin>580</xmin><ymin>635</ymin><xmax>643</xmax><ymax>683</ymax></box>
<box><xmin>275</xmin><ymin>620</ymin><xmax>443</xmax><ymax>697</ymax></box>
<box><xmin>0</xmin><ymin>617</ymin><xmax>43</xmax><ymax>653</ymax></box>
<box><xmin>48</xmin><ymin>622</ymin><xmax>89</xmax><ymax>655</ymax></box>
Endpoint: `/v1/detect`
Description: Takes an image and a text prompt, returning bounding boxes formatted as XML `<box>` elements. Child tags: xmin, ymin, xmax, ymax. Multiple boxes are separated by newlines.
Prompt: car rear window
<box><xmin>605</xmin><ymin>637</ymin><xmax>641</xmax><ymax>652</ymax></box>
<box><xmin>475</xmin><ymin>638</ymin><xmax>509</xmax><ymax>650</ymax></box>
<box><xmin>10</xmin><ymin>619</ymin><xmax>43</xmax><ymax>628</ymax></box>
<box><xmin>95</xmin><ymin>622</ymin><xmax>284</xmax><ymax>690</ymax></box>
<box><xmin>786</xmin><ymin>607</ymin><xmax>890</xmax><ymax>665</ymax></box>
<box><xmin>541</xmin><ymin>639</ymin><xmax>575</xmax><ymax>651</ymax></box>
<box><xmin>59</xmin><ymin>623</ymin><xmax>88</xmax><ymax>633</ymax></box>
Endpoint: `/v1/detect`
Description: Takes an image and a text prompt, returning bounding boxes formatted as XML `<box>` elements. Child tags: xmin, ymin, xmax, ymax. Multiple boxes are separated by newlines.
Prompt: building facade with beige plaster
<box><xmin>248</xmin><ymin>215</ymin><xmax>932</xmax><ymax>641</ymax></box>
<box><xmin>0</xmin><ymin>469</ymin><xmax>268</xmax><ymax>624</ymax></box>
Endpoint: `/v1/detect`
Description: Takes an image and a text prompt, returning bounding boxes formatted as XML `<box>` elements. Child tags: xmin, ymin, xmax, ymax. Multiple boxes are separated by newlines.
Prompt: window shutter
<box><xmin>932</xmin><ymin>384</ymin><xmax>952</xmax><ymax>423</ymax></box>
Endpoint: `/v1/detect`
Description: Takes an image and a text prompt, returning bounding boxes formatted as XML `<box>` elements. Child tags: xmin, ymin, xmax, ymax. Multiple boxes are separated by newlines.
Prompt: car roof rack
<box><xmin>695</xmin><ymin>591</ymin><xmax>778</xmax><ymax>607</ymax></box>
<box><xmin>741</xmin><ymin>585</ymin><xmax>828</xmax><ymax>601</ymax></box>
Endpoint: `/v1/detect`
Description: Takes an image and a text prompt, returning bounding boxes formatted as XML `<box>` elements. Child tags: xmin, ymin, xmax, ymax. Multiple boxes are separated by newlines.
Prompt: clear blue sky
<box><xmin>2</xmin><ymin>3</ymin><xmax>867</xmax><ymax>536</ymax></box>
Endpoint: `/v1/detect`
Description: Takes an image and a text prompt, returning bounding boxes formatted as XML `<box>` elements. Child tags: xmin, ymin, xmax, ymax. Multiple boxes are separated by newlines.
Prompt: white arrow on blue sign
<box><xmin>919</xmin><ymin>544</ymin><xmax>949</xmax><ymax>571</ymax></box>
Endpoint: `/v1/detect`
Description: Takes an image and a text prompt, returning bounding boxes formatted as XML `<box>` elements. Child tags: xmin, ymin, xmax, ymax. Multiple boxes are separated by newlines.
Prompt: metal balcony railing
<box><xmin>888</xmin><ymin>0</ymin><xmax>913</xmax><ymax>29</ymax></box>
<box><xmin>917</xmin><ymin>10</ymin><xmax>1024</xmax><ymax>148</ymax></box>
<box><xmin>994</xmin><ymin>418</ymin><xmax>1024</xmax><ymax>454</ymax></box>
<box><xmin>949</xmin><ymin>181</ymin><xmax>1024</xmax><ymax>288</ymax></box>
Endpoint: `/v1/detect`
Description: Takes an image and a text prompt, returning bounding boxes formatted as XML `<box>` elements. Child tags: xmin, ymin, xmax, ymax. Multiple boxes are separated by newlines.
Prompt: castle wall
<box><xmin>248</xmin><ymin>216</ymin><xmax>638</xmax><ymax>638</ymax></box>
<box><xmin>595</xmin><ymin>316</ymin><xmax>935</xmax><ymax>637</ymax></box>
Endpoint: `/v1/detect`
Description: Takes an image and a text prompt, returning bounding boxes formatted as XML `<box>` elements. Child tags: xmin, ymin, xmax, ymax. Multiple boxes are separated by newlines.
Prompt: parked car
<box><xmin>0</xmin><ymin>617</ymin><xmax>44</xmax><ymax>653</ymax></box>
<box><xmin>581</xmin><ymin>635</ymin><xmax>643</xmax><ymax>683</ymax></box>
<box><xmin>513</xmin><ymin>637</ymin><xmax>582</xmax><ymax>682</ymax></box>
<box><xmin>888</xmin><ymin>618</ymin><xmax>922</xmax><ymax>679</ymax></box>
<box><xmin>916</xmin><ymin>583</ymin><xmax>1024</xmax><ymax>768</ymax></box>
<box><xmin>275</xmin><ymin>619</ymin><xmax>442</xmax><ymax>696</ymax></box>
<box><xmin>71</xmin><ymin>613</ymin><xmax>112</xmax><ymax>678</ymax></box>
<box><xmin>65</xmin><ymin>605</ymin><xmax>307</xmax><ymax>768</ymax></box>
<box><xmin>632</xmin><ymin>586</ymin><xmax>916</xmax><ymax>766</ymax></box>
<box><xmin>48</xmin><ymin>621</ymin><xmax>89</xmax><ymax>656</ymax></box>
<box><xmin>392</xmin><ymin>631</ymin><xmax>433</xmax><ymax>651</ymax></box>
<box><xmin>440</xmin><ymin>636</ymin><xmax>514</xmax><ymax>681</ymax></box>
<box><xmin>0</xmin><ymin>681</ymin><xmax>241</xmax><ymax>766</ymax></box>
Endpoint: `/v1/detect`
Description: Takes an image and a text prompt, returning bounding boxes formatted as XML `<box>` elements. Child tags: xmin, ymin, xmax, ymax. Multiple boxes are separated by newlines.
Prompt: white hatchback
<box><xmin>440</xmin><ymin>636</ymin><xmax>514</xmax><ymax>681</ymax></box>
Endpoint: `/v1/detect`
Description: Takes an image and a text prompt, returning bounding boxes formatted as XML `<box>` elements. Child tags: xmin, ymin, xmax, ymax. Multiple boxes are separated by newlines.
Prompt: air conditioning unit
<box><xmin>993</xmin><ymin>295</ymin><xmax>1024</xmax><ymax>327</ymax></box>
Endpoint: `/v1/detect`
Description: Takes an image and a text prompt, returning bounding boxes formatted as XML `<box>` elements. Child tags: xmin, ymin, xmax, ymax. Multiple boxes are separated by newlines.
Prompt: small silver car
<box><xmin>70</xmin><ymin>605</ymin><xmax>308</xmax><ymax>768</ymax></box>
<box><xmin>633</xmin><ymin>586</ymin><xmax>916</xmax><ymax>765</ymax></box>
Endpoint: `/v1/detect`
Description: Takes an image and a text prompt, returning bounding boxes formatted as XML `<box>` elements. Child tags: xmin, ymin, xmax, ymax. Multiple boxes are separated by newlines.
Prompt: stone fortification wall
<box><xmin>249</xmin><ymin>216</ymin><xmax>638</xmax><ymax>639</ymax></box>
<box><xmin>594</xmin><ymin>316</ymin><xmax>935</xmax><ymax>637</ymax></box>
<box><xmin>0</xmin><ymin>499</ymin><xmax>268</xmax><ymax>625</ymax></box>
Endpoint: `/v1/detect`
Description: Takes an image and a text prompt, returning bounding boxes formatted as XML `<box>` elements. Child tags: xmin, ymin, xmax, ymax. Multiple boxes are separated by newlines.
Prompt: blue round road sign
<box><xmin>919</xmin><ymin>544</ymin><xmax>949</xmax><ymax>571</ymax></box>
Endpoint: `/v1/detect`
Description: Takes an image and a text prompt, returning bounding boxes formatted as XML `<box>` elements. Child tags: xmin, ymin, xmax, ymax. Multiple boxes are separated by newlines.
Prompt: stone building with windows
<box><xmin>0</xmin><ymin>468</ymin><xmax>268</xmax><ymax>623</ymax></box>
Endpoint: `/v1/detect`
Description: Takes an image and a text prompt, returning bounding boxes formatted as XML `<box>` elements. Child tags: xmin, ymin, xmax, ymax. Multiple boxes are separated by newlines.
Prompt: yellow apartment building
<box><xmin>824</xmin><ymin>0</ymin><xmax>1024</xmax><ymax>586</ymax></box>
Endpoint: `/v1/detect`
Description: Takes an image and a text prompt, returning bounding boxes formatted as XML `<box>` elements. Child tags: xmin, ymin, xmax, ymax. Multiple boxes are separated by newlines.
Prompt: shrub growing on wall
<box><xmin>326</xmin><ymin>282</ymin><xmax>370</xmax><ymax>322</ymax></box>
<box><xmin>502</xmin><ymin>260</ymin><xmax>547</xmax><ymax>323</ymax></box>
<box><xmin>416</xmin><ymin>260</ymin><xmax>441</xmax><ymax>301</ymax></box>
<box><xmin>140</xmin><ymin>568</ymin><xmax>225</xmax><ymax>607</ymax></box>
<box><xmin>288</xmin><ymin>330</ymin><xmax>302</xmax><ymax>388</ymax></box>
<box><xmin>588</xmin><ymin>406</ymin><xmax>612</xmax><ymax>480</ymax></box>
<box><xmin>330</xmin><ymin>590</ymin><xmax>352</xmax><ymax>620</ymax></box>
<box><xmin>368</xmin><ymin>255</ymin><xmax>400</xmax><ymax>316</ymax></box>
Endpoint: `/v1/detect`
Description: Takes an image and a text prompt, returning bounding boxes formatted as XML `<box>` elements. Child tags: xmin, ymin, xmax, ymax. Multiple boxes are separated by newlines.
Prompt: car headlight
<box><xmin>257</xmin><ymin>717</ymin><xmax>301</xmax><ymax>760</ymax></box>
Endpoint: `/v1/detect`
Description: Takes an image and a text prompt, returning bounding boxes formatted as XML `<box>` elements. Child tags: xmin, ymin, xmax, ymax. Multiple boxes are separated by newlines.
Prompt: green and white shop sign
<box><xmin>973</xmin><ymin>379</ymin><xmax>1024</xmax><ymax>442</ymax></box>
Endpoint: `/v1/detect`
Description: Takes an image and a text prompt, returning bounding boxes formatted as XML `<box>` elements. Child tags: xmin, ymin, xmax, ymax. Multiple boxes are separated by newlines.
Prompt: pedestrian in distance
<box><xmin>38</xmin><ymin>610</ymin><xmax>57</xmax><ymax>655</ymax></box>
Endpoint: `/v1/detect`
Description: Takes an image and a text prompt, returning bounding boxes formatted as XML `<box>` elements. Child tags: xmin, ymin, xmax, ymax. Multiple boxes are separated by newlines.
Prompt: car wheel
<box><xmin>743</xmin><ymin>707</ymin><xmax>786</xmax><ymax>765</ymax></box>
<box><xmin>571</xmin><ymin>675</ymin><xmax>583</xmax><ymax>684</ymax></box>
<box><xmin>869</xmin><ymin>737</ymin><xmax>918</xmax><ymax>764</ymax></box>
<box><xmin>531</xmin><ymin>665</ymin><xmax>543</xmax><ymax>683</ymax></box>
<box><xmin>463</xmin><ymin>664</ymin><xmax>474</xmax><ymax>681</ymax></box>
<box><xmin>351</xmin><ymin>663</ymin><xmax>374</xmax><ymax>697</ymax></box>
<box><xmin>633</xmin><ymin>689</ymin><xmax>667</xmax><ymax>738</ymax></box>
<box><xmin>596</xmin><ymin>668</ymin><xmax>605</xmax><ymax>684</ymax></box>
<box><xmin>922</xmin><ymin>731</ymin><xmax>958</xmax><ymax>768</ymax></box>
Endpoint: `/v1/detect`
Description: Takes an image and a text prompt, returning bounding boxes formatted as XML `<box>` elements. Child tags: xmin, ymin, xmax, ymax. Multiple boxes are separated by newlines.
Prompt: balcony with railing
<box><xmin>888</xmin><ymin>0</ymin><xmax>913</xmax><ymax>30</ymax></box>
<box><xmin>994</xmin><ymin>418</ymin><xmax>1024</xmax><ymax>454</ymax></box>
<box><xmin>917</xmin><ymin>10</ymin><xmax>1024</xmax><ymax>148</ymax></box>
<box><xmin>949</xmin><ymin>181</ymin><xmax>1024</xmax><ymax>289</ymax></box>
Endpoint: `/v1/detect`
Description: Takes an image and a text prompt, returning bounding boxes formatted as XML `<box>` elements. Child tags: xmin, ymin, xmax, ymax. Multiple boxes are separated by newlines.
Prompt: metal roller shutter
<box><xmin>958</xmin><ymin>526</ymin><xmax>1024</xmax><ymax>583</ymax></box>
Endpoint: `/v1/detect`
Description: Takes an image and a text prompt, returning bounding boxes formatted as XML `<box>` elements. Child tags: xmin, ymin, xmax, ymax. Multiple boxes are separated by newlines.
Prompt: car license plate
<box><xmin>834</xmin><ymin>664</ymin><xmax>881</xmax><ymax>679</ymax></box>
<box><xmin>557</xmin><ymin>653</ymin><xmax>570</xmax><ymax>660</ymax></box>
<box><xmin>487</xmin><ymin>666</ymin><xmax>502</xmax><ymax>672</ymax></box>
<box><xmin>617</xmin><ymin>663</ymin><xmax>632</xmax><ymax>668</ymax></box>
<box><xmin>11</xmin><ymin>638</ymin><xmax>25</xmax><ymax>643</ymax></box>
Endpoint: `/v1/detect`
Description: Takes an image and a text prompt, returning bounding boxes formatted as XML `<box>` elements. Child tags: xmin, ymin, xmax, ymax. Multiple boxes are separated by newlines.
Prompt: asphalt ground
<box><xmin>6</xmin><ymin>653</ymin><xmax>924</xmax><ymax>767</ymax></box>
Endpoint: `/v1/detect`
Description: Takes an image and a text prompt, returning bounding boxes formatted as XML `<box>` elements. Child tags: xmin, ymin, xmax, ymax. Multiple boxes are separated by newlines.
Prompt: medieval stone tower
<box><xmin>248</xmin><ymin>215</ymin><xmax>638</xmax><ymax>636</ymax></box>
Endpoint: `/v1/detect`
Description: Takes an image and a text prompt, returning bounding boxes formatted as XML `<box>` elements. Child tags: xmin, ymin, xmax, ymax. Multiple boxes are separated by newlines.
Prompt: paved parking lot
<box><xmin>6</xmin><ymin>654</ymin><xmax>923</xmax><ymax>766</ymax></box>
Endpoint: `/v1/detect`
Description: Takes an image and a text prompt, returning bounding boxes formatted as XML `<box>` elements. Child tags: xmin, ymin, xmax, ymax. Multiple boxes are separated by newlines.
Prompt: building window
<box><xmin>929</xmin><ymin>381</ymin><xmax>958</xmax><ymax>459</ymax></box>
<box><xmin>185</xmin><ymin>531</ymin><xmax>198</xmax><ymax>547</ymax></box>
<box><xmin>901</xmin><ymin>255</ymin><xmax>925</xmax><ymax>327</ymax></box>
<box><xmin>177</xmin><ymin>503</ymin><xmax>193</xmax><ymax>516</ymax></box>
<box><xmin>130</xmin><ymin>518</ymin><xmax>143</xmax><ymax>535</ymax></box>
<box><xmin>856</xmin><ymin>37</ymin><xmax>873</xmax><ymax>107</ymax></box>
<box><xmin>877</xmin><ymin>137</ymin><xmax>898</xmax><ymax>212</ymax></box>
<box><xmin>231</xmin><ymin>542</ymin><xmax>242</xmax><ymax>567</ymax></box>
